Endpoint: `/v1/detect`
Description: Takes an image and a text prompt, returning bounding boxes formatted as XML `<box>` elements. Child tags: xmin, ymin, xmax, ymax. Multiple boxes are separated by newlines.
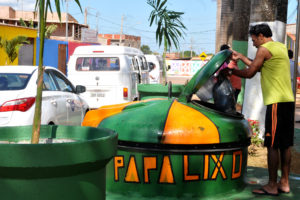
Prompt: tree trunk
<box><xmin>162</xmin><ymin>35</ymin><xmax>168</xmax><ymax>84</ymax></box>
<box><xmin>233</xmin><ymin>0</ymin><xmax>250</xmax><ymax>41</ymax></box>
<box><xmin>232</xmin><ymin>0</ymin><xmax>250</xmax><ymax>104</ymax></box>
<box><xmin>32</xmin><ymin>0</ymin><xmax>46</xmax><ymax>144</ymax></box>
<box><xmin>215</xmin><ymin>0</ymin><xmax>234</xmax><ymax>53</ymax></box>
<box><xmin>250</xmin><ymin>0</ymin><xmax>287</xmax><ymax>22</ymax></box>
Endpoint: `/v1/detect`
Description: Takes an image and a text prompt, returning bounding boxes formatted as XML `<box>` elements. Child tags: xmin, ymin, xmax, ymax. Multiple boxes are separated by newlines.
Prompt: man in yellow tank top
<box><xmin>228</xmin><ymin>24</ymin><xmax>294</xmax><ymax>196</ymax></box>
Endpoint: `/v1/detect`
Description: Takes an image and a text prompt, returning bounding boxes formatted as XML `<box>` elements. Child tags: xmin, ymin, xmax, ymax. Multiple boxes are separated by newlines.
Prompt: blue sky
<box><xmin>1</xmin><ymin>0</ymin><xmax>299</xmax><ymax>55</ymax></box>
<box><xmin>64</xmin><ymin>0</ymin><xmax>218</xmax><ymax>54</ymax></box>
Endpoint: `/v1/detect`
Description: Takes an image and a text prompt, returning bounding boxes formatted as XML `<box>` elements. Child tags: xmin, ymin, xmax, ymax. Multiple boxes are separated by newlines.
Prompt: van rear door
<box><xmin>72</xmin><ymin>56</ymin><xmax>124</xmax><ymax>109</ymax></box>
<box><xmin>130</xmin><ymin>57</ymin><xmax>140</xmax><ymax>98</ymax></box>
<box><xmin>134</xmin><ymin>56</ymin><xmax>149</xmax><ymax>84</ymax></box>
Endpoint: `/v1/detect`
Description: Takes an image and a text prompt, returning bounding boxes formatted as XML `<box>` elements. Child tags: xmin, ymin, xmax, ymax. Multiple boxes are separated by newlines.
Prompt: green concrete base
<box><xmin>0</xmin><ymin>125</ymin><xmax>118</xmax><ymax>200</ymax></box>
<box><xmin>138</xmin><ymin>84</ymin><xmax>184</xmax><ymax>100</ymax></box>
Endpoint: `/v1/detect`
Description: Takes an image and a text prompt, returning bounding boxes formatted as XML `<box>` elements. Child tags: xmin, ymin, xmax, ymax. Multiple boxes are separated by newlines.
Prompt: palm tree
<box><xmin>0</xmin><ymin>36</ymin><xmax>29</xmax><ymax>64</ymax></box>
<box><xmin>147</xmin><ymin>0</ymin><xmax>186</xmax><ymax>82</ymax></box>
<box><xmin>32</xmin><ymin>0</ymin><xmax>82</xmax><ymax>144</ymax></box>
<box><xmin>19</xmin><ymin>17</ymin><xmax>57</xmax><ymax>39</ymax></box>
<box><xmin>45</xmin><ymin>24</ymin><xmax>58</xmax><ymax>38</ymax></box>
<box><xmin>232</xmin><ymin>0</ymin><xmax>250</xmax><ymax>104</ymax></box>
<box><xmin>215</xmin><ymin>0</ymin><xmax>234</xmax><ymax>53</ymax></box>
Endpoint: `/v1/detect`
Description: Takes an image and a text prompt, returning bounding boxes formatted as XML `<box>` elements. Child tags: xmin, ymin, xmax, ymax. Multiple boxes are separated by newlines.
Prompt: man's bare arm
<box><xmin>231</xmin><ymin>47</ymin><xmax>268</xmax><ymax>78</ymax></box>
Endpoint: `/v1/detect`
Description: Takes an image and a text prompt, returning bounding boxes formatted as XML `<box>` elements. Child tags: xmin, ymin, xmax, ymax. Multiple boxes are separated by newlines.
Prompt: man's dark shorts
<box><xmin>264</xmin><ymin>102</ymin><xmax>295</xmax><ymax>149</ymax></box>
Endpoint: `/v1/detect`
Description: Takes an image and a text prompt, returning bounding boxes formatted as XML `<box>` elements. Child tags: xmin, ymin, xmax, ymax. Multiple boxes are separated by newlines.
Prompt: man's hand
<box><xmin>231</xmin><ymin>50</ymin><xmax>241</xmax><ymax>62</ymax></box>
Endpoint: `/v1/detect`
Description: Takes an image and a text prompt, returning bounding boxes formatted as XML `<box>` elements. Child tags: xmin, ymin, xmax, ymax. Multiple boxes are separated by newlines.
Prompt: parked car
<box><xmin>0</xmin><ymin>65</ymin><xmax>89</xmax><ymax>126</ymax></box>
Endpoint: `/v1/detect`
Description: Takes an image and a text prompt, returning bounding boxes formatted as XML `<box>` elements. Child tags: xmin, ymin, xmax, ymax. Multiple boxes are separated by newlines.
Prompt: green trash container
<box><xmin>0</xmin><ymin>125</ymin><xmax>117</xmax><ymax>200</ymax></box>
<box><xmin>138</xmin><ymin>83</ymin><xmax>184</xmax><ymax>100</ymax></box>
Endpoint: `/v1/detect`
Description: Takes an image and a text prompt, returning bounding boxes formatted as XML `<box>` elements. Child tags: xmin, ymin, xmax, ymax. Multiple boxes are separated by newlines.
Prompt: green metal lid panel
<box><xmin>82</xmin><ymin>98</ymin><xmax>250</xmax><ymax>146</ymax></box>
<box><xmin>179</xmin><ymin>50</ymin><xmax>232</xmax><ymax>101</ymax></box>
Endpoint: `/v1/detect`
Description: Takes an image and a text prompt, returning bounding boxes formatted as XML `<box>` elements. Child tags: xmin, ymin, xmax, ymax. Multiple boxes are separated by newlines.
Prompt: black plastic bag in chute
<box><xmin>212</xmin><ymin>72</ymin><xmax>236</xmax><ymax>114</ymax></box>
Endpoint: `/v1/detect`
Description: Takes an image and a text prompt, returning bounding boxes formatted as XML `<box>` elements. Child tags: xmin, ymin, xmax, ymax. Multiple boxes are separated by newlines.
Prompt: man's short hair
<box><xmin>288</xmin><ymin>49</ymin><xmax>294</xmax><ymax>59</ymax></box>
<box><xmin>249</xmin><ymin>24</ymin><xmax>273</xmax><ymax>37</ymax></box>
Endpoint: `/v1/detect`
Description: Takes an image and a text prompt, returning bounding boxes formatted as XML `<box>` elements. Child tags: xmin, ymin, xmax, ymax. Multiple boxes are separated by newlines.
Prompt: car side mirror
<box><xmin>75</xmin><ymin>85</ymin><xmax>86</xmax><ymax>94</ymax></box>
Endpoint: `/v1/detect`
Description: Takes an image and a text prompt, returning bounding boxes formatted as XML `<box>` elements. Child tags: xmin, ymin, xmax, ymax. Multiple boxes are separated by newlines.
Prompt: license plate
<box><xmin>91</xmin><ymin>92</ymin><xmax>105</xmax><ymax>97</ymax></box>
<box><xmin>97</xmin><ymin>93</ymin><xmax>105</xmax><ymax>97</ymax></box>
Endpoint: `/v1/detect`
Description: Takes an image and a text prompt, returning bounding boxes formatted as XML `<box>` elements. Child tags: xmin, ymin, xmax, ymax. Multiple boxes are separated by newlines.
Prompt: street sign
<box><xmin>199</xmin><ymin>52</ymin><xmax>207</xmax><ymax>61</ymax></box>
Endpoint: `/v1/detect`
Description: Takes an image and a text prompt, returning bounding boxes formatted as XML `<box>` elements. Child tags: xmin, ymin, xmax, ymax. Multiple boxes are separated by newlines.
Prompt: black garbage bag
<box><xmin>212</xmin><ymin>73</ymin><xmax>236</xmax><ymax>114</ymax></box>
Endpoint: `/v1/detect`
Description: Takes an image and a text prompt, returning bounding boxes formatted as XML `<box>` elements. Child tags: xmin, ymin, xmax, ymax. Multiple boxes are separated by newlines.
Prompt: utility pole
<box><xmin>84</xmin><ymin>8</ymin><xmax>87</xmax><ymax>25</ymax></box>
<box><xmin>293</xmin><ymin>0</ymin><xmax>300</xmax><ymax>97</ymax></box>
<box><xmin>96</xmin><ymin>12</ymin><xmax>99</xmax><ymax>34</ymax></box>
<box><xmin>190</xmin><ymin>37</ymin><xmax>193</xmax><ymax>57</ymax></box>
<box><xmin>65</xmin><ymin>0</ymin><xmax>69</xmax><ymax>41</ymax></box>
<box><xmin>119</xmin><ymin>15</ymin><xmax>124</xmax><ymax>45</ymax></box>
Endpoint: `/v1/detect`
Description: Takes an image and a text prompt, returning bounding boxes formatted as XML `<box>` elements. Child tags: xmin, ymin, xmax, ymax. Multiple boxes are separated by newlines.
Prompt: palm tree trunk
<box><xmin>162</xmin><ymin>35</ymin><xmax>168</xmax><ymax>84</ymax></box>
<box><xmin>215</xmin><ymin>0</ymin><xmax>234</xmax><ymax>53</ymax></box>
<box><xmin>242</xmin><ymin>0</ymin><xmax>288</xmax><ymax>135</ymax></box>
<box><xmin>31</xmin><ymin>0</ymin><xmax>46</xmax><ymax>144</ymax></box>
<box><xmin>232</xmin><ymin>0</ymin><xmax>250</xmax><ymax>104</ymax></box>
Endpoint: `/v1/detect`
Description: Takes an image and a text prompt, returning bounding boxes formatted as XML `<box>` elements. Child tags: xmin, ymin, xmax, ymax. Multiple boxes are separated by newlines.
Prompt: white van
<box><xmin>67</xmin><ymin>45</ymin><xmax>149</xmax><ymax>109</ymax></box>
<box><xmin>145</xmin><ymin>54</ymin><xmax>163</xmax><ymax>83</ymax></box>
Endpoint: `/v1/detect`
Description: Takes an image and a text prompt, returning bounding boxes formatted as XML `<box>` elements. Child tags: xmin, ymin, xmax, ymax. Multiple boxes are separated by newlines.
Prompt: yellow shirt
<box><xmin>260</xmin><ymin>41</ymin><xmax>294</xmax><ymax>105</ymax></box>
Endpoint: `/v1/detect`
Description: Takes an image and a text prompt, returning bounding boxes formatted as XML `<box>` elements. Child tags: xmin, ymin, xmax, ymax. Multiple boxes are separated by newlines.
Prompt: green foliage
<box><xmin>19</xmin><ymin>18</ymin><xmax>27</xmax><ymax>27</ymax></box>
<box><xmin>248</xmin><ymin>119</ymin><xmax>264</xmax><ymax>156</ymax></box>
<box><xmin>147</xmin><ymin>0</ymin><xmax>186</xmax><ymax>50</ymax></box>
<box><xmin>19</xmin><ymin>18</ymin><xmax>35</xmax><ymax>28</ymax></box>
<box><xmin>45</xmin><ymin>24</ymin><xmax>57</xmax><ymax>38</ymax></box>
<box><xmin>183</xmin><ymin>50</ymin><xmax>196</xmax><ymax>58</ymax></box>
<box><xmin>0</xmin><ymin>36</ymin><xmax>29</xmax><ymax>64</ymax></box>
<box><xmin>141</xmin><ymin>45</ymin><xmax>152</xmax><ymax>54</ymax></box>
<box><xmin>147</xmin><ymin>0</ymin><xmax>186</xmax><ymax>83</ymax></box>
<box><xmin>248</xmin><ymin>119</ymin><xmax>263</xmax><ymax>146</ymax></box>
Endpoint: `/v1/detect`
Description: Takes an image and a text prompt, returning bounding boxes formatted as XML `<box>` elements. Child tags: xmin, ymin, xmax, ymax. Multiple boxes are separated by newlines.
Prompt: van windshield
<box><xmin>76</xmin><ymin>57</ymin><xmax>120</xmax><ymax>71</ymax></box>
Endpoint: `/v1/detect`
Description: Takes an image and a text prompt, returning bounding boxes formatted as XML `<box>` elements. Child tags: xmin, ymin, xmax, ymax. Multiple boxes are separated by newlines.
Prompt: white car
<box><xmin>0</xmin><ymin>65</ymin><xmax>89</xmax><ymax>126</ymax></box>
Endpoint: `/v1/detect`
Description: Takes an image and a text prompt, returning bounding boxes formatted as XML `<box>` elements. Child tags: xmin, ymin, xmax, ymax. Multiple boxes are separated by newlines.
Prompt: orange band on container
<box><xmin>162</xmin><ymin>100</ymin><xmax>220</xmax><ymax>144</ymax></box>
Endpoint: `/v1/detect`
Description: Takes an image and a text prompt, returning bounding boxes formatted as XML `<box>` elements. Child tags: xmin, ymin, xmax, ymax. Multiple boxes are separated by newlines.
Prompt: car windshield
<box><xmin>0</xmin><ymin>73</ymin><xmax>31</xmax><ymax>90</ymax></box>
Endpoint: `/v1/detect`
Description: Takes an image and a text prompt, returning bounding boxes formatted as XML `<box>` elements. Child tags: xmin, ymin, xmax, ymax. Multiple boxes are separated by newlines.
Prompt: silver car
<box><xmin>0</xmin><ymin>65</ymin><xmax>89</xmax><ymax>126</ymax></box>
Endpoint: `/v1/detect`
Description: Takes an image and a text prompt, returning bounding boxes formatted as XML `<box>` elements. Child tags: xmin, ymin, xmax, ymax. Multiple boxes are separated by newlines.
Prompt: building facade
<box><xmin>0</xmin><ymin>24</ymin><xmax>37</xmax><ymax>65</ymax></box>
<box><xmin>0</xmin><ymin>6</ymin><xmax>88</xmax><ymax>41</ymax></box>
<box><xmin>98</xmin><ymin>34</ymin><xmax>141</xmax><ymax>49</ymax></box>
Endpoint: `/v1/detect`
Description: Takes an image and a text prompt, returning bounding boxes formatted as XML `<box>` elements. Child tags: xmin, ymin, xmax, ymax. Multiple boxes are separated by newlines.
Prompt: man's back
<box><xmin>260</xmin><ymin>41</ymin><xmax>294</xmax><ymax>105</ymax></box>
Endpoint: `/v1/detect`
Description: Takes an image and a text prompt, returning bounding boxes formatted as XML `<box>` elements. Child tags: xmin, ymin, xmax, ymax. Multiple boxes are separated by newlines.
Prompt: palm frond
<box><xmin>158</xmin><ymin>0</ymin><xmax>167</xmax><ymax>10</ymax></box>
<box><xmin>147</xmin><ymin>0</ymin><xmax>186</xmax><ymax>49</ymax></box>
<box><xmin>1</xmin><ymin>36</ymin><xmax>29</xmax><ymax>63</ymax></box>
<box><xmin>45</xmin><ymin>24</ymin><xmax>57</xmax><ymax>38</ymax></box>
<box><xmin>19</xmin><ymin>18</ymin><xmax>27</xmax><ymax>27</ymax></box>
